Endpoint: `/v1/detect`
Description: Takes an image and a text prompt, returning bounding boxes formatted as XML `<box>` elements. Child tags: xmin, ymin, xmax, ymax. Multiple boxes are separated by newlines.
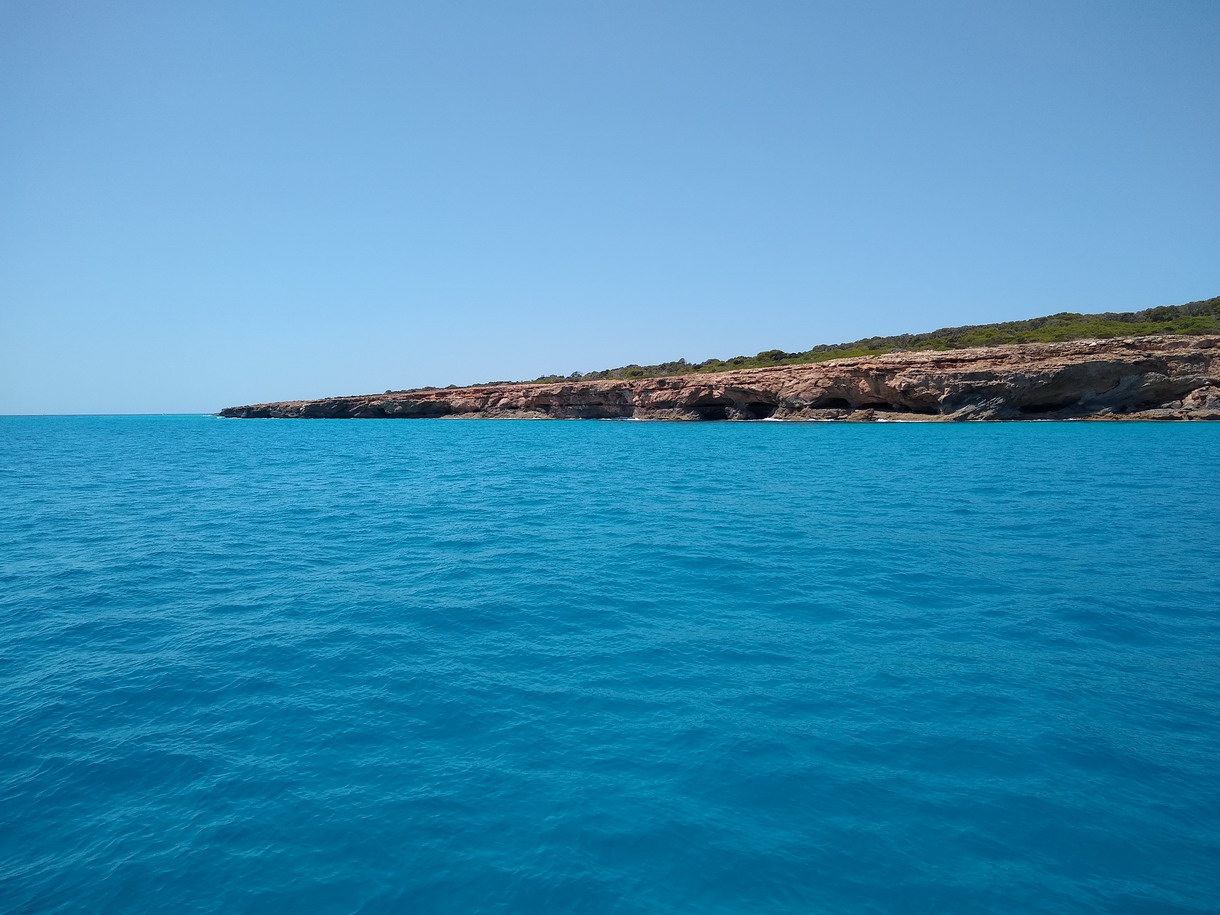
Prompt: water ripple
<box><xmin>1</xmin><ymin>416</ymin><xmax>1218</xmax><ymax>913</ymax></box>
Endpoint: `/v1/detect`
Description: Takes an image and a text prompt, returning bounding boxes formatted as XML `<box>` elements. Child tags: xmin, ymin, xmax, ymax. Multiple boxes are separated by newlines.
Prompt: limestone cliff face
<box><xmin>219</xmin><ymin>336</ymin><xmax>1220</xmax><ymax>421</ymax></box>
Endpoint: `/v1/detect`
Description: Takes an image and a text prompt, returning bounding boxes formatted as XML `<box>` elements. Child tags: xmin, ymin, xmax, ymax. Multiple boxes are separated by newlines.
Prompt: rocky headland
<box><xmin>219</xmin><ymin>336</ymin><xmax>1220</xmax><ymax>421</ymax></box>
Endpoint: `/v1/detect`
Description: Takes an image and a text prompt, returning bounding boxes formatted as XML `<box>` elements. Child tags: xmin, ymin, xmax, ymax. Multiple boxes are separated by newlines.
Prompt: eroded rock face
<box><xmin>219</xmin><ymin>336</ymin><xmax>1220</xmax><ymax>421</ymax></box>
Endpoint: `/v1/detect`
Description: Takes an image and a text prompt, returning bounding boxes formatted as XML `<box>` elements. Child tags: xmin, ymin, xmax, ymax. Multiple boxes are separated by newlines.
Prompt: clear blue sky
<box><xmin>2</xmin><ymin>0</ymin><xmax>1216</xmax><ymax>414</ymax></box>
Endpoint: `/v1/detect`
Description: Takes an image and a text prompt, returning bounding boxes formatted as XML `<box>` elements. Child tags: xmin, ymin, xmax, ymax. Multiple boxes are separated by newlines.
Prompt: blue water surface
<box><xmin>1</xmin><ymin>415</ymin><xmax>1218</xmax><ymax>914</ymax></box>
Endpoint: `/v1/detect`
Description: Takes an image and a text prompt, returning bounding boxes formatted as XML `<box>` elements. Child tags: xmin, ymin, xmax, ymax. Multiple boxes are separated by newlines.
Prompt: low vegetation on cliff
<box><xmin>529</xmin><ymin>295</ymin><xmax>1220</xmax><ymax>384</ymax></box>
<box><xmin>383</xmin><ymin>295</ymin><xmax>1219</xmax><ymax>393</ymax></box>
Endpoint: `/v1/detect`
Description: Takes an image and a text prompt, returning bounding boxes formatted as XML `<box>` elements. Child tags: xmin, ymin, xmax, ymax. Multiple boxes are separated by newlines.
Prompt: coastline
<box><xmin>219</xmin><ymin>335</ymin><xmax>1220</xmax><ymax>423</ymax></box>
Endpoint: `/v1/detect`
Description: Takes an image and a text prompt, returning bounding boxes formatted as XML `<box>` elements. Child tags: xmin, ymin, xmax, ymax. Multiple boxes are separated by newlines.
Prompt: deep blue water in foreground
<box><xmin>2</xmin><ymin>416</ymin><xmax>1218</xmax><ymax>914</ymax></box>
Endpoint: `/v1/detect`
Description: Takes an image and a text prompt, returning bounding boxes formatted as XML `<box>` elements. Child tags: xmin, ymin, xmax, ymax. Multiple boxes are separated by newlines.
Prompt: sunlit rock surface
<box><xmin>220</xmin><ymin>336</ymin><xmax>1220</xmax><ymax>421</ymax></box>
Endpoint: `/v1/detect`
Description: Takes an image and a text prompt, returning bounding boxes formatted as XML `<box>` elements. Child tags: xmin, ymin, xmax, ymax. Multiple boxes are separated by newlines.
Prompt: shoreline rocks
<box><xmin>219</xmin><ymin>335</ymin><xmax>1220</xmax><ymax>422</ymax></box>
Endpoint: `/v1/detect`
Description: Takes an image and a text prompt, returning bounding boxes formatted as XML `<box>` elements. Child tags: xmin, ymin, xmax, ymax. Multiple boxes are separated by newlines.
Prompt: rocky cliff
<box><xmin>219</xmin><ymin>336</ymin><xmax>1220</xmax><ymax>421</ymax></box>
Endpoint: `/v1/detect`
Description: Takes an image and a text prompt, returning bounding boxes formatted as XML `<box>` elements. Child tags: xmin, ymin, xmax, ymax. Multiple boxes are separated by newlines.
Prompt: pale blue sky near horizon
<box><xmin>2</xmin><ymin>0</ymin><xmax>1217</xmax><ymax>414</ymax></box>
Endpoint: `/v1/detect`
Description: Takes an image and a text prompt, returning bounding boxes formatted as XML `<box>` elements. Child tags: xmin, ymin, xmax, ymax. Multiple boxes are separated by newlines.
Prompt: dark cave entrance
<box><xmin>743</xmin><ymin>402</ymin><xmax>777</xmax><ymax>419</ymax></box>
<box><xmin>811</xmin><ymin>397</ymin><xmax>852</xmax><ymax>410</ymax></box>
<box><xmin>1019</xmin><ymin>400</ymin><xmax>1077</xmax><ymax>415</ymax></box>
<box><xmin>695</xmin><ymin>404</ymin><xmax>730</xmax><ymax>421</ymax></box>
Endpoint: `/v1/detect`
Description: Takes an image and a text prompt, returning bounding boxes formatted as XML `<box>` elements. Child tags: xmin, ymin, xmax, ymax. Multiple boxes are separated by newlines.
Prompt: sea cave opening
<box><xmin>744</xmin><ymin>402</ymin><xmax>777</xmax><ymax>419</ymax></box>
<box><xmin>694</xmin><ymin>404</ymin><xmax>729</xmax><ymax>421</ymax></box>
<box><xmin>1019</xmin><ymin>400</ymin><xmax>1076</xmax><ymax>415</ymax></box>
<box><xmin>811</xmin><ymin>397</ymin><xmax>852</xmax><ymax>410</ymax></box>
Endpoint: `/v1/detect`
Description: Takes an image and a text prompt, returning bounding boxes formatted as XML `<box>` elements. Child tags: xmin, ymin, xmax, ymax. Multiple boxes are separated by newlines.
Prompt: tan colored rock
<box><xmin>219</xmin><ymin>335</ymin><xmax>1220</xmax><ymax>421</ymax></box>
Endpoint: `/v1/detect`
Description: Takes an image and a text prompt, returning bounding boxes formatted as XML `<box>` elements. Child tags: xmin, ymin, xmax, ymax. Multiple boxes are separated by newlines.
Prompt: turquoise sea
<box><xmin>2</xmin><ymin>415</ymin><xmax>1218</xmax><ymax>914</ymax></box>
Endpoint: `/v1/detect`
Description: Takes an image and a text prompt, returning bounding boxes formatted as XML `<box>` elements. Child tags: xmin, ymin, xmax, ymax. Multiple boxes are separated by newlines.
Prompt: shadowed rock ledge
<box><xmin>220</xmin><ymin>336</ymin><xmax>1220</xmax><ymax>421</ymax></box>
